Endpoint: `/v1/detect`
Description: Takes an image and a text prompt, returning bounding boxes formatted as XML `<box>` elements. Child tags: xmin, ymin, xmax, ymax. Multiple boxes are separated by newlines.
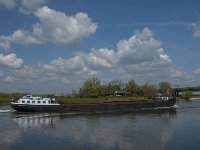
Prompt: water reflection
<box><xmin>0</xmin><ymin>106</ymin><xmax>21</xmax><ymax>150</ymax></box>
<box><xmin>0</xmin><ymin>128</ymin><xmax>21</xmax><ymax>150</ymax></box>
<box><xmin>11</xmin><ymin>113</ymin><xmax>57</xmax><ymax>128</ymax></box>
<box><xmin>51</xmin><ymin>109</ymin><xmax>177</xmax><ymax>150</ymax></box>
<box><xmin>2</xmin><ymin>102</ymin><xmax>200</xmax><ymax>150</ymax></box>
<box><xmin>11</xmin><ymin>108</ymin><xmax>176</xmax><ymax>128</ymax></box>
<box><xmin>7</xmin><ymin>108</ymin><xmax>177</xmax><ymax>150</ymax></box>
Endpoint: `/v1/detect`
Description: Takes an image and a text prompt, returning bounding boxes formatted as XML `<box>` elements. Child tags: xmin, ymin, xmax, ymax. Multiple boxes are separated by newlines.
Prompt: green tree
<box><xmin>106</xmin><ymin>83</ymin><xmax>114</xmax><ymax>96</ymax></box>
<box><xmin>126</xmin><ymin>79</ymin><xmax>139</xmax><ymax>96</ymax></box>
<box><xmin>141</xmin><ymin>82</ymin><xmax>157</xmax><ymax>99</ymax></box>
<box><xmin>182</xmin><ymin>91</ymin><xmax>192</xmax><ymax>101</ymax></box>
<box><xmin>111</xmin><ymin>80</ymin><xmax>122</xmax><ymax>91</ymax></box>
<box><xmin>105</xmin><ymin>80</ymin><xmax>123</xmax><ymax>96</ymax></box>
<box><xmin>158</xmin><ymin>82</ymin><xmax>171</xmax><ymax>96</ymax></box>
<box><xmin>100</xmin><ymin>85</ymin><xmax>108</xmax><ymax>96</ymax></box>
<box><xmin>79</xmin><ymin>78</ymin><xmax>101</xmax><ymax>98</ymax></box>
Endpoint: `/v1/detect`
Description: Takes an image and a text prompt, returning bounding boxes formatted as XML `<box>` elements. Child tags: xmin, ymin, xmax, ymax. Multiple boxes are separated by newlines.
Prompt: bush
<box><xmin>181</xmin><ymin>91</ymin><xmax>192</xmax><ymax>100</ymax></box>
<box><xmin>141</xmin><ymin>82</ymin><xmax>157</xmax><ymax>99</ymax></box>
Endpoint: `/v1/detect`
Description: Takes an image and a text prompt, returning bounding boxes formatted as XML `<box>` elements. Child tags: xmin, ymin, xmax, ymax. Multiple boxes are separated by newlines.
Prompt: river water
<box><xmin>0</xmin><ymin>100</ymin><xmax>200</xmax><ymax>150</ymax></box>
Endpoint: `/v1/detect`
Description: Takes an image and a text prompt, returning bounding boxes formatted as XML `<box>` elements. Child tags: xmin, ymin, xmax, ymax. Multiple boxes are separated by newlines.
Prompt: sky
<box><xmin>0</xmin><ymin>0</ymin><xmax>200</xmax><ymax>93</ymax></box>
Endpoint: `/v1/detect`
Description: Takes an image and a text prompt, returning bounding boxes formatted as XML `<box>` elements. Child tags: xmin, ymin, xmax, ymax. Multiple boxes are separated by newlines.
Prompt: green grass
<box><xmin>56</xmin><ymin>96</ymin><xmax>146</xmax><ymax>104</ymax></box>
<box><xmin>0</xmin><ymin>99</ymin><xmax>11</xmax><ymax>105</ymax></box>
<box><xmin>0</xmin><ymin>92</ymin><xmax>26</xmax><ymax>105</ymax></box>
<box><xmin>0</xmin><ymin>96</ymin><xmax>146</xmax><ymax>104</ymax></box>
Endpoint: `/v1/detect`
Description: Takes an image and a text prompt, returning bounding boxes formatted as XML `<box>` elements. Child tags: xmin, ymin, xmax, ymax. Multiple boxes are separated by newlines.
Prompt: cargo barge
<box><xmin>11</xmin><ymin>95</ymin><xmax>176</xmax><ymax>112</ymax></box>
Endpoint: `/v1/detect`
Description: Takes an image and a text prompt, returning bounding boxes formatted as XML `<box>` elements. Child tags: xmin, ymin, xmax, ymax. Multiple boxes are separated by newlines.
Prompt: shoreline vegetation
<box><xmin>1</xmin><ymin>78</ymin><xmax>200</xmax><ymax>105</ymax></box>
<box><xmin>0</xmin><ymin>94</ymin><xmax>146</xmax><ymax>105</ymax></box>
<box><xmin>1</xmin><ymin>95</ymin><xmax>200</xmax><ymax>105</ymax></box>
<box><xmin>1</xmin><ymin>94</ymin><xmax>200</xmax><ymax>105</ymax></box>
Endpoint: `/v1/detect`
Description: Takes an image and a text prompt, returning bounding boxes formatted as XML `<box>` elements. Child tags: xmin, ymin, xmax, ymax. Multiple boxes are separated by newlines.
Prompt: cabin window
<box><xmin>27</xmin><ymin>101</ymin><xmax>30</xmax><ymax>103</ymax></box>
<box><xmin>37</xmin><ymin>101</ymin><xmax>41</xmax><ymax>103</ymax></box>
<box><xmin>43</xmin><ymin>101</ymin><xmax>46</xmax><ymax>104</ymax></box>
<box><xmin>32</xmin><ymin>101</ymin><xmax>35</xmax><ymax>103</ymax></box>
<box><xmin>22</xmin><ymin>100</ymin><xmax>25</xmax><ymax>103</ymax></box>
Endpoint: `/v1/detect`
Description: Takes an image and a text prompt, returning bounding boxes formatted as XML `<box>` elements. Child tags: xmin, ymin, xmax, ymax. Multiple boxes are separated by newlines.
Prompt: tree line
<box><xmin>77</xmin><ymin>78</ymin><xmax>172</xmax><ymax>99</ymax></box>
<box><xmin>0</xmin><ymin>93</ymin><xmax>28</xmax><ymax>104</ymax></box>
<box><xmin>0</xmin><ymin>78</ymin><xmax>194</xmax><ymax>103</ymax></box>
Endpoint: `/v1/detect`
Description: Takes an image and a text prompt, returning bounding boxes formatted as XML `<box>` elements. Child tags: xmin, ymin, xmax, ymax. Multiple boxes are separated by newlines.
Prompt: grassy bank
<box><xmin>55</xmin><ymin>96</ymin><xmax>146</xmax><ymax>104</ymax></box>
<box><xmin>0</xmin><ymin>93</ymin><xmax>27</xmax><ymax>105</ymax></box>
<box><xmin>2</xmin><ymin>95</ymin><xmax>199</xmax><ymax>105</ymax></box>
<box><xmin>0</xmin><ymin>99</ymin><xmax>11</xmax><ymax>105</ymax></box>
<box><xmin>175</xmin><ymin>96</ymin><xmax>200</xmax><ymax>101</ymax></box>
<box><xmin>1</xmin><ymin>94</ymin><xmax>146</xmax><ymax>105</ymax></box>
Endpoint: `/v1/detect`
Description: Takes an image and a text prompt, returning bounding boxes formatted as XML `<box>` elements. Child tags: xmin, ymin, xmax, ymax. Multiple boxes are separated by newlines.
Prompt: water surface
<box><xmin>0</xmin><ymin>101</ymin><xmax>200</xmax><ymax>150</ymax></box>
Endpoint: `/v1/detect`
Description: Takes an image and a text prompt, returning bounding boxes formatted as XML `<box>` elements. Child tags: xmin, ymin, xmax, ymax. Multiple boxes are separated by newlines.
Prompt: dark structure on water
<box><xmin>11</xmin><ymin>95</ymin><xmax>176</xmax><ymax>112</ymax></box>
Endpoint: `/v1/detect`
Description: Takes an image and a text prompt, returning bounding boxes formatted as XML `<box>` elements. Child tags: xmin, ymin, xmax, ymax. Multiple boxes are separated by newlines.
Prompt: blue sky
<box><xmin>0</xmin><ymin>0</ymin><xmax>200</xmax><ymax>93</ymax></box>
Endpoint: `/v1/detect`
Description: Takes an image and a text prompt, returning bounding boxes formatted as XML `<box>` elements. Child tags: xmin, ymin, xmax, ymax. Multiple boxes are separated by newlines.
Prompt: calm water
<box><xmin>1</xmin><ymin>101</ymin><xmax>200</xmax><ymax>150</ymax></box>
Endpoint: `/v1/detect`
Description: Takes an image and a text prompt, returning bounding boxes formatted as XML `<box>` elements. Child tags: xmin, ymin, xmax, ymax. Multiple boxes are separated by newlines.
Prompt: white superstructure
<box><xmin>12</xmin><ymin>95</ymin><xmax>60</xmax><ymax>105</ymax></box>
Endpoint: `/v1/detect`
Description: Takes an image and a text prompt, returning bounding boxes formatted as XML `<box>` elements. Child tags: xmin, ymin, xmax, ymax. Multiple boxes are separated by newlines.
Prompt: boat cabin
<box><xmin>18</xmin><ymin>95</ymin><xmax>55</xmax><ymax>105</ymax></box>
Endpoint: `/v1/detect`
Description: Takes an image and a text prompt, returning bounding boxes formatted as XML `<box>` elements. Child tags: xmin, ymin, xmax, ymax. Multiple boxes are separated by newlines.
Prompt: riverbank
<box><xmin>55</xmin><ymin>96</ymin><xmax>146</xmax><ymax>104</ymax></box>
<box><xmin>0</xmin><ymin>93</ymin><xmax>26</xmax><ymax>105</ymax></box>
<box><xmin>1</xmin><ymin>96</ymin><xmax>147</xmax><ymax>105</ymax></box>
<box><xmin>2</xmin><ymin>96</ymin><xmax>200</xmax><ymax>105</ymax></box>
<box><xmin>176</xmin><ymin>96</ymin><xmax>200</xmax><ymax>101</ymax></box>
<box><xmin>0</xmin><ymin>99</ymin><xmax>10</xmax><ymax>105</ymax></box>
<box><xmin>190</xmin><ymin>97</ymin><xmax>200</xmax><ymax>100</ymax></box>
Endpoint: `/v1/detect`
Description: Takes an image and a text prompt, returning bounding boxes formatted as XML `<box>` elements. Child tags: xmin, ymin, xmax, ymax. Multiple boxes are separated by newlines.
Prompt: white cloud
<box><xmin>19</xmin><ymin>0</ymin><xmax>46</xmax><ymax>14</ymax></box>
<box><xmin>40</xmin><ymin>28</ymin><xmax>173</xmax><ymax>84</ymax></box>
<box><xmin>0</xmin><ymin>36</ymin><xmax>12</xmax><ymax>50</ymax></box>
<box><xmin>0</xmin><ymin>0</ymin><xmax>16</xmax><ymax>9</ymax></box>
<box><xmin>0</xmin><ymin>69</ymin><xmax>3</xmax><ymax>77</ymax></box>
<box><xmin>0</xmin><ymin>6</ymin><xmax>97</xmax><ymax>50</ymax></box>
<box><xmin>1</xmin><ymin>28</ymin><xmax>194</xmax><ymax>92</ymax></box>
<box><xmin>0</xmin><ymin>0</ymin><xmax>46</xmax><ymax>14</ymax></box>
<box><xmin>77</xmin><ymin>48</ymin><xmax>115</xmax><ymax>70</ymax></box>
<box><xmin>194</xmin><ymin>68</ymin><xmax>200</xmax><ymax>74</ymax></box>
<box><xmin>72</xmin><ymin>28</ymin><xmax>172</xmax><ymax>80</ymax></box>
<box><xmin>39</xmin><ymin>55</ymin><xmax>96</xmax><ymax>84</ymax></box>
<box><xmin>11</xmin><ymin>29</ymin><xmax>42</xmax><ymax>45</ymax></box>
<box><xmin>191</xmin><ymin>68</ymin><xmax>200</xmax><ymax>86</ymax></box>
<box><xmin>190</xmin><ymin>22</ymin><xmax>200</xmax><ymax>38</ymax></box>
<box><xmin>0</xmin><ymin>53</ymin><xmax>23</xmax><ymax>69</ymax></box>
<box><xmin>4</xmin><ymin>76</ymin><xmax>15</xmax><ymax>82</ymax></box>
<box><xmin>111</xmin><ymin>28</ymin><xmax>172</xmax><ymax>82</ymax></box>
<box><xmin>33</xmin><ymin>6</ymin><xmax>97</xmax><ymax>45</ymax></box>
<box><xmin>42</xmin><ymin>56</ymin><xmax>85</xmax><ymax>73</ymax></box>
<box><xmin>170</xmin><ymin>68</ymin><xmax>192</xmax><ymax>81</ymax></box>
<box><xmin>116</xmin><ymin>28</ymin><xmax>171</xmax><ymax>65</ymax></box>
<box><xmin>14</xmin><ymin>65</ymin><xmax>37</xmax><ymax>78</ymax></box>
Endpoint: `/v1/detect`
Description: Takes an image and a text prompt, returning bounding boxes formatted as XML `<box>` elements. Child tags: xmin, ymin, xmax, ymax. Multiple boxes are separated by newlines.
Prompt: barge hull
<box><xmin>11</xmin><ymin>99</ymin><xmax>176</xmax><ymax>112</ymax></box>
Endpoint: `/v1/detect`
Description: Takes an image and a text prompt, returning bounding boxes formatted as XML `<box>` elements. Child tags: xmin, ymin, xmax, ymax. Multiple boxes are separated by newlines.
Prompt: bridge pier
<box><xmin>173</xmin><ymin>90</ymin><xmax>179</xmax><ymax>97</ymax></box>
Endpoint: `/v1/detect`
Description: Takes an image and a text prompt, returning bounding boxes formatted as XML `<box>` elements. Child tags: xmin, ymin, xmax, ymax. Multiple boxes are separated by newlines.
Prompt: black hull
<box><xmin>11</xmin><ymin>98</ymin><xmax>176</xmax><ymax>113</ymax></box>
